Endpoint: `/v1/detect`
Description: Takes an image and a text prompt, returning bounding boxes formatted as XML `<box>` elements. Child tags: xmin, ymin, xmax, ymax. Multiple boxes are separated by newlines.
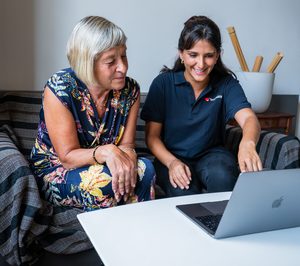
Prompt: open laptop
<box><xmin>176</xmin><ymin>168</ymin><xmax>300</xmax><ymax>239</ymax></box>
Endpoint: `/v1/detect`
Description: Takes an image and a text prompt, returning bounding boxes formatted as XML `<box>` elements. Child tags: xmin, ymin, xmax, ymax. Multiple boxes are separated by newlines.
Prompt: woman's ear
<box><xmin>178</xmin><ymin>50</ymin><xmax>183</xmax><ymax>60</ymax></box>
<box><xmin>178</xmin><ymin>50</ymin><xmax>184</xmax><ymax>64</ymax></box>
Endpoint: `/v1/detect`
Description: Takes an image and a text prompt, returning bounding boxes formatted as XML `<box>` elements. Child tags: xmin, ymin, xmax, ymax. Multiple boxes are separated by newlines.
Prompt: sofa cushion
<box><xmin>1</xmin><ymin>91</ymin><xmax>299</xmax><ymax>169</ymax></box>
<box><xmin>225</xmin><ymin>126</ymin><xmax>300</xmax><ymax>169</ymax></box>
<box><xmin>0</xmin><ymin>91</ymin><xmax>42</xmax><ymax>158</ymax></box>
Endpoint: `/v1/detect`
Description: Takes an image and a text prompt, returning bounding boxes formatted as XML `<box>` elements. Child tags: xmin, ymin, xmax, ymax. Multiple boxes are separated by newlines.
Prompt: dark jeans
<box><xmin>154</xmin><ymin>147</ymin><xmax>239</xmax><ymax>197</ymax></box>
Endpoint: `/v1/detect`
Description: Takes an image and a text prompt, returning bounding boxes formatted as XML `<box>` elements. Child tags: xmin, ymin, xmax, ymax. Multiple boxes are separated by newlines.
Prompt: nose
<box><xmin>196</xmin><ymin>56</ymin><xmax>205</xmax><ymax>69</ymax></box>
<box><xmin>116</xmin><ymin>58</ymin><xmax>128</xmax><ymax>73</ymax></box>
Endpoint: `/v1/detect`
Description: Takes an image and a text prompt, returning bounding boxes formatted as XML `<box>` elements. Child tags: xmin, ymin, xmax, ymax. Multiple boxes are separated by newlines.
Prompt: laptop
<box><xmin>176</xmin><ymin>168</ymin><xmax>300</xmax><ymax>239</ymax></box>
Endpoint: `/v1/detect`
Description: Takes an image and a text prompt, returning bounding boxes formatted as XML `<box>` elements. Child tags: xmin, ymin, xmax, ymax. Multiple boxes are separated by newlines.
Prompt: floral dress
<box><xmin>30</xmin><ymin>68</ymin><xmax>155</xmax><ymax>211</ymax></box>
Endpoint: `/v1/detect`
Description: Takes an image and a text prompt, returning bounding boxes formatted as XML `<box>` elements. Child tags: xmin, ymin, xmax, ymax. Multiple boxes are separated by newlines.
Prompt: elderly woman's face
<box><xmin>94</xmin><ymin>45</ymin><xmax>128</xmax><ymax>91</ymax></box>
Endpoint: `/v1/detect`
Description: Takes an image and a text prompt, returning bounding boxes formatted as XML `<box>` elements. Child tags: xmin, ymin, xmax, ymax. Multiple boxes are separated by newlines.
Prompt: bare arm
<box><xmin>145</xmin><ymin>121</ymin><xmax>191</xmax><ymax>189</ymax></box>
<box><xmin>44</xmin><ymin>86</ymin><xmax>101</xmax><ymax>169</ymax></box>
<box><xmin>234</xmin><ymin>108</ymin><xmax>263</xmax><ymax>172</ymax></box>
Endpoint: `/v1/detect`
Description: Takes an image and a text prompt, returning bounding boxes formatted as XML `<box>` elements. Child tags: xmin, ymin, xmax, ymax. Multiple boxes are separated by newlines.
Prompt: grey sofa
<box><xmin>0</xmin><ymin>91</ymin><xmax>299</xmax><ymax>266</ymax></box>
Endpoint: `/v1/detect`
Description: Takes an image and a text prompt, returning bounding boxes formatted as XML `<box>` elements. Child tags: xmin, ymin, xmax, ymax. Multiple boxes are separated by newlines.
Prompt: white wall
<box><xmin>1</xmin><ymin>0</ymin><xmax>300</xmax><ymax>137</ymax></box>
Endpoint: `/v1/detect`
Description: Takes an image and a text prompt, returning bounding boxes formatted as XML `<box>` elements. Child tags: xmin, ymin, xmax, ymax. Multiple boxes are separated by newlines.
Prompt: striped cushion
<box><xmin>0</xmin><ymin>91</ymin><xmax>42</xmax><ymax>158</ymax></box>
<box><xmin>136</xmin><ymin>93</ymin><xmax>152</xmax><ymax>158</ymax></box>
<box><xmin>225</xmin><ymin>126</ymin><xmax>300</xmax><ymax>169</ymax></box>
<box><xmin>0</xmin><ymin>91</ymin><xmax>299</xmax><ymax>169</ymax></box>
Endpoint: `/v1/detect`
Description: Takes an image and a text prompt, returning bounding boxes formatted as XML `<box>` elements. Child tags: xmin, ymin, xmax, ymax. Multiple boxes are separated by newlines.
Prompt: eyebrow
<box><xmin>101</xmin><ymin>48</ymin><xmax>127</xmax><ymax>60</ymax></box>
<box><xmin>102</xmin><ymin>55</ymin><xmax>115</xmax><ymax>60</ymax></box>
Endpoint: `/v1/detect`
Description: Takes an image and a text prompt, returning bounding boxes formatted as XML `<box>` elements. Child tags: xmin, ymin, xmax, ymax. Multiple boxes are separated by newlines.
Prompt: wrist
<box><xmin>119</xmin><ymin>146</ymin><xmax>136</xmax><ymax>155</ymax></box>
<box><xmin>93</xmin><ymin>146</ymin><xmax>100</xmax><ymax>164</ymax></box>
<box><xmin>93</xmin><ymin>144</ymin><xmax>115</xmax><ymax>164</ymax></box>
<box><xmin>166</xmin><ymin>158</ymin><xmax>178</xmax><ymax>169</ymax></box>
<box><xmin>118</xmin><ymin>146</ymin><xmax>137</xmax><ymax>159</ymax></box>
<box><xmin>240</xmin><ymin>139</ymin><xmax>256</xmax><ymax>148</ymax></box>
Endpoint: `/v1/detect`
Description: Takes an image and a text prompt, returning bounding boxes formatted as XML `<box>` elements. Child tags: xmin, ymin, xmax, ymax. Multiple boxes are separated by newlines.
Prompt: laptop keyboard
<box><xmin>195</xmin><ymin>214</ymin><xmax>223</xmax><ymax>232</ymax></box>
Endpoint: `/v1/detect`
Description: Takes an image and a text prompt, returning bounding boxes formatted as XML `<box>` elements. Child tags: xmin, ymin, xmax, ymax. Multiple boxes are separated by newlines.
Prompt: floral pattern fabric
<box><xmin>30</xmin><ymin>68</ymin><xmax>155</xmax><ymax>210</ymax></box>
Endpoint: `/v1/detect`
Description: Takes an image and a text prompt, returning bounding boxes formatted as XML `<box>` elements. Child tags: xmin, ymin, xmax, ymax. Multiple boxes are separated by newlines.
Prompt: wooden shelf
<box><xmin>229</xmin><ymin>112</ymin><xmax>294</xmax><ymax>135</ymax></box>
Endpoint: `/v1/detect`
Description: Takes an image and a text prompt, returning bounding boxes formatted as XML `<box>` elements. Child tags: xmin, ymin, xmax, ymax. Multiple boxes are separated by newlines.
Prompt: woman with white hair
<box><xmin>30</xmin><ymin>16</ymin><xmax>155</xmax><ymax>210</ymax></box>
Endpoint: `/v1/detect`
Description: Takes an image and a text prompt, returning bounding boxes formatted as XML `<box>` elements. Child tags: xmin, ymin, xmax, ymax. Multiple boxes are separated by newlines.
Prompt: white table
<box><xmin>78</xmin><ymin>192</ymin><xmax>300</xmax><ymax>266</ymax></box>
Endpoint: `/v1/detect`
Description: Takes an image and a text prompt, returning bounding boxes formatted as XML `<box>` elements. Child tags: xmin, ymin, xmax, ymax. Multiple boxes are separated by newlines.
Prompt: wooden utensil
<box><xmin>267</xmin><ymin>52</ymin><xmax>284</xmax><ymax>73</ymax></box>
<box><xmin>227</xmin><ymin>26</ymin><xmax>249</xmax><ymax>72</ymax></box>
<box><xmin>252</xmin><ymin>56</ymin><xmax>263</xmax><ymax>72</ymax></box>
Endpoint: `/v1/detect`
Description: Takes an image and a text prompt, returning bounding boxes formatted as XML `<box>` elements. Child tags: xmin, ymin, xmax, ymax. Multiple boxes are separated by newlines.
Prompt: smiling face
<box><xmin>94</xmin><ymin>45</ymin><xmax>128</xmax><ymax>91</ymax></box>
<box><xmin>180</xmin><ymin>39</ymin><xmax>219</xmax><ymax>89</ymax></box>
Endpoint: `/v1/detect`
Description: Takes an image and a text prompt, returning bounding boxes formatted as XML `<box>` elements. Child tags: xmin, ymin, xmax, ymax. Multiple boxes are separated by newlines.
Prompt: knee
<box><xmin>204</xmin><ymin>165</ymin><xmax>238</xmax><ymax>192</ymax></box>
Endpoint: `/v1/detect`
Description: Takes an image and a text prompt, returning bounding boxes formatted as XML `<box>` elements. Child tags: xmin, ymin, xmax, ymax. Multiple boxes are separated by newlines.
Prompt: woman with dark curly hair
<box><xmin>141</xmin><ymin>15</ymin><xmax>262</xmax><ymax>197</ymax></box>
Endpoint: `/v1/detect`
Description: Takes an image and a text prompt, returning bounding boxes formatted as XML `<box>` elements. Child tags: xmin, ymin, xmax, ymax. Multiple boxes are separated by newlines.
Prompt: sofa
<box><xmin>0</xmin><ymin>90</ymin><xmax>299</xmax><ymax>266</ymax></box>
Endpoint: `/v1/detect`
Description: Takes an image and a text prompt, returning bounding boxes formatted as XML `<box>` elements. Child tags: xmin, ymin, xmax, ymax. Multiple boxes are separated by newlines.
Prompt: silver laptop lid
<box><xmin>215</xmin><ymin>168</ymin><xmax>300</xmax><ymax>238</ymax></box>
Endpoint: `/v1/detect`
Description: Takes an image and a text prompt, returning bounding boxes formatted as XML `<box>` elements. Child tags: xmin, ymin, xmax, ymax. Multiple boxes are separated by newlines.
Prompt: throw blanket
<box><xmin>0</xmin><ymin>126</ymin><xmax>92</xmax><ymax>265</ymax></box>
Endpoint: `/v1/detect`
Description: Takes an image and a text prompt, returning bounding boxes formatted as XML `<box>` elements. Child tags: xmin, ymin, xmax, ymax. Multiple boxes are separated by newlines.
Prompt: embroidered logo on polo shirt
<box><xmin>204</xmin><ymin>95</ymin><xmax>223</xmax><ymax>102</ymax></box>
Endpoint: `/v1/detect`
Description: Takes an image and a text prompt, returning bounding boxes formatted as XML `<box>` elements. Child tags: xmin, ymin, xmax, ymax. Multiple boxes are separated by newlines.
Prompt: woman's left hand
<box><xmin>238</xmin><ymin>139</ymin><xmax>263</xmax><ymax>172</ymax></box>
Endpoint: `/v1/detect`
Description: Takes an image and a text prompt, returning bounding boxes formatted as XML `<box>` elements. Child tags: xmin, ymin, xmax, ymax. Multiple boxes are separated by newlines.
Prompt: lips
<box><xmin>194</xmin><ymin>68</ymin><xmax>206</xmax><ymax>75</ymax></box>
<box><xmin>114</xmin><ymin>76</ymin><xmax>125</xmax><ymax>81</ymax></box>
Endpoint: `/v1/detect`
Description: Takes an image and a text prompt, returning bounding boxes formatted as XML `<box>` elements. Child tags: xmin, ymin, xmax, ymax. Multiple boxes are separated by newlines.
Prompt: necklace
<box><xmin>94</xmin><ymin>97</ymin><xmax>108</xmax><ymax>110</ymax></box>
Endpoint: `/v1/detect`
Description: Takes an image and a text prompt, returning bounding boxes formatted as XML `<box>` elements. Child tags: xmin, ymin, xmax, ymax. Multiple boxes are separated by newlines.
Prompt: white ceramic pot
<box><xmin>235</xmin><ymin>72</ymin><xmax>275</xmax><ymax>113</ymax></box>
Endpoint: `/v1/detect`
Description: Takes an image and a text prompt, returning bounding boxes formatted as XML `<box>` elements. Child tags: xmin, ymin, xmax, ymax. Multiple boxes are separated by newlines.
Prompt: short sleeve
<box><xmin>45</xmin><ymin>70</ymin><xmax>77</xmax><ymax>111</ymax></box>
<box><xmin>140</xmin><ymin>74</ymin><xmax>165</xmax><ymax>123</ymax></box>
<box><xmin>124</xmin><ymin>77</ymin><xmax>140</xmax><ymax>108</ymax></box>
<box><xmin>224</xmin><ymin>77</ymin><xmax>251</xmax><ymax>122</ymax></box>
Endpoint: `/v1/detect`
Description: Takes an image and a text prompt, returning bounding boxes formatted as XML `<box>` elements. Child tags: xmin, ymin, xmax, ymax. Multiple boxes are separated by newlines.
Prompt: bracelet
<box><xmin>93</xmin><ymin>146</ymin><xmax>101</xmax><ymax>164</ymax></box>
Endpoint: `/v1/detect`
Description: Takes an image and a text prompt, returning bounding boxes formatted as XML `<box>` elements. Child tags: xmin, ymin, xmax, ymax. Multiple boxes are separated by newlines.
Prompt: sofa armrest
<box><xmin>225</xmin><ymin>126</ymin><xmax>300</xmax><ymax>170</ymax></box>
<box><xmin>0</xmin><ymin>130</ymin><xmax>93</xmax><ymax>265</ymax></box>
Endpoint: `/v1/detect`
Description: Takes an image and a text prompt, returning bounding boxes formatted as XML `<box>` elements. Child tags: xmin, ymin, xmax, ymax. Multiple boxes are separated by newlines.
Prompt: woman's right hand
<box><xmin>168</xmin><ymin>159</ymin><xmax>191</xmax><ymax>190</ymax></box>
<box><xmin>145</xmin><ymin>121</ymin><xmax>191</xmax><ymax>190</ymax></box>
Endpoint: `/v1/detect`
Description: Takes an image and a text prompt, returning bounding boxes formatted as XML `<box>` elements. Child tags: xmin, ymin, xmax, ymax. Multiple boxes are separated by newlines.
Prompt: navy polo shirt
<box><xmin>140</xmin><ymin>71</ymin><xmax>250</xmax><ymax>159</ymax></box>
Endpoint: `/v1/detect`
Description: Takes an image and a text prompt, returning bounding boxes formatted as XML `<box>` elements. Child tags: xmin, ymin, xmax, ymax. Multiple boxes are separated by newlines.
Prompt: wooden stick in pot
<box><xmin>267</xmin><ymin>52</ymin><xmax>284</xmax><ymax>73</ymax></box>
<box><xmin>252</xmin><ymin>56</ymin><xmax>263</xmax><ymax>72</ymax></box>
<box><xmin>227</xmin><ymin>26</ymin><xmax>249</xmax><ymax>72</ymax></box>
